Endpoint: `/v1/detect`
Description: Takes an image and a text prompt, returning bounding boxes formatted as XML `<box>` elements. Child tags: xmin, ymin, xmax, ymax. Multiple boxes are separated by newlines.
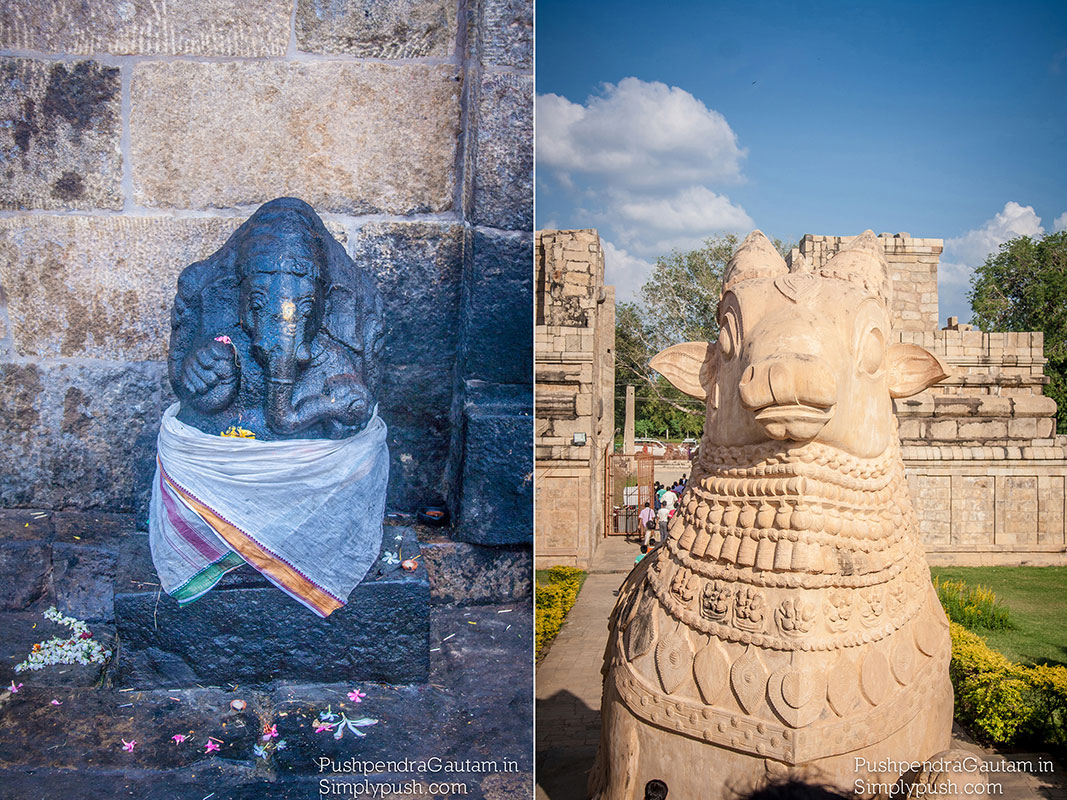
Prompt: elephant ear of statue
<box><xmin>319</xmin><ymin>234</ymin><xmax>385</xmax><ymax>396</ymax></box>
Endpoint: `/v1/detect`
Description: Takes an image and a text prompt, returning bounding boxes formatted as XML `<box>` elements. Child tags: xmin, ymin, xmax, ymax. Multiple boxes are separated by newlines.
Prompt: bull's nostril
<box><xmin>739</xmin><ymin>365</ymin><xmax>754</xmax><ymax>387</ymax></box>
<box><xmin>768</xmin><ymin>361</ymin><xmax>797</xmax><ymax>406</ymax></box>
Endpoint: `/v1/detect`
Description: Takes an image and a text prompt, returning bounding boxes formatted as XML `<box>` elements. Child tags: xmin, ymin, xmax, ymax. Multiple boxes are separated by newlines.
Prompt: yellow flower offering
<box><xmin>221</xmin><ymin>426</ymin><xmax>256</xmax><ymax>439</ymax></box>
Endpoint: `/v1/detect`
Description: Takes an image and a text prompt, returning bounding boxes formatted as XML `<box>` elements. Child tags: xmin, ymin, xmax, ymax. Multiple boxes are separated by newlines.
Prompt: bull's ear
<box><xmin>649</xmin><ymin>342</ymin><xmax>717</xmax><ymax>400</ymax></box>
<box><xmin>887</xmin><ymin>343</ymin><xmax>949</xmax><ymax>398</ymax></box>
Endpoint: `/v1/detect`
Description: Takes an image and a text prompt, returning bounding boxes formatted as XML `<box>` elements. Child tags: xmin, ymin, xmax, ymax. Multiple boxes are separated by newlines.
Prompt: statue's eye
<box><xmin>719</xmin><ymin>306</ymin><xmax>741</xmax><ymax>361</ymax></box>
<box><xmin>859</xmin><ymin>327</ymin><xmax>885</xmax><ymax>375</ymax></box>
<box><xmin>249</xmin><ymin>292</ymin><xmax>268</xmax><ymax>312</ymax></box>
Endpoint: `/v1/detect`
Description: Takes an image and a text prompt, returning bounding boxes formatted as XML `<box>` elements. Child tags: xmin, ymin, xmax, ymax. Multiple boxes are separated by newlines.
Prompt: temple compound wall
<box><xmin>534</xmin><ymin>229</ymin><xmax>615</xmax><ymax>567</ymax></box>
<box><xmin>797</xmin><ymin>234</ymin><xmax>1067</xmax><ymax>564</ymax></box>
<box><xmin>0</xmin><ymin>0</ymin><xmax>533</xmax><ymax>612</ymax></box>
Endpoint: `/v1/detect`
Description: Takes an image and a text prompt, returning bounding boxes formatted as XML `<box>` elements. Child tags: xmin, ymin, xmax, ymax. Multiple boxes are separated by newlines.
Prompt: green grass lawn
<box><xmin>930</xmin><ymin>566</ymin><xmax>1067</xmax><ymax>667</ymax></box>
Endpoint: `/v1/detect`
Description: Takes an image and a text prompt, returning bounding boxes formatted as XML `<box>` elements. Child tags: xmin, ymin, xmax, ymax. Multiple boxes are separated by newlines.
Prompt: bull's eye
<box><xmin>719</xmin><ymin>307</ymin><xmax>740</xmax><ymax>361</ymax></box>
<box><xmin>859</xmin><ymin>327</ymin><xmax>885</xmax><ymax>375</ymax></box>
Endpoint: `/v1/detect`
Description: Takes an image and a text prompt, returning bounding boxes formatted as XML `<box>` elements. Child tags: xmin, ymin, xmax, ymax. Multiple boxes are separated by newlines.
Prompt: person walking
<box><xmin>639</xmin><ymin>501</ymin><xmax>655</xmax><ymax>547</ymax></box>
<box><xmin>656</xmin><ymin>502</ymin><xmax>670</xmax><ymax>543</ymax></box>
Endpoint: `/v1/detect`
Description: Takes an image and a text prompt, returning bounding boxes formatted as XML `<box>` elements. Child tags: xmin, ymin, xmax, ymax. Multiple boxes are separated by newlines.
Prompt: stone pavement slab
<box><xmin>536</xmin><ymin>537</ymin><xmax>635</xmax><ymax>800</ymax></box>
<box><xmin>0</xmin><ymin>602</ymin><xmax>532</xmax><ymax>800</ymax></box>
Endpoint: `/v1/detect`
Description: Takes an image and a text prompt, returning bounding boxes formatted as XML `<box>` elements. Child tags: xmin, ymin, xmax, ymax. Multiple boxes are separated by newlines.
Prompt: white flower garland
<box><xmin>14</xmin><ymin>607</ymin><xmax>112</xmax><ymax>673</ymax></box>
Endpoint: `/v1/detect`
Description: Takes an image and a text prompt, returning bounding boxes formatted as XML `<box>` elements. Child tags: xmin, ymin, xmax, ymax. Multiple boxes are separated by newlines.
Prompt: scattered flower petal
<box><xmin>262</xmin><ymin>723</ymin><xmax>278</xmax><ymax>741</ymax></box>
<box><xmin>8</xmin><ymin>682</ymin><xmax>22</xmax><ymax>693</ymax></box>
<box><xmin>381</xmin><ymin>552</ymin><xmax>400</xmax><ymax>566</ymax></box>
<box><xmin>314</xmin><ymin>721</ymin><xmax>335</xmax><ymax>733</ymax></box>
<box><xmin>122</xmin><ymin>739</ymin><xmax>136</xmax><ymax>752</ymax></box>
<box><xmin>171</xmin><ymin>734</ymin><xmax>186</xmax><ymax>744</ymax></box>
<box><xmin>50</xmin><ymin>699</ymin><xmax>62</xmax><ymax>706</ymax></box>
<box><xmin>204</xmin><ymin>740</ymin><xmax>220</xmax><ymax>753</ymax></box>
<box><xmin>347</xmin><ymin>689</ymin><xmax>367</xmax><ymax>703</ymax></box>
<box><xmin>253</xmin><ymin>744</ymin><xmax>268</xmax><ymax>759</ymax></box>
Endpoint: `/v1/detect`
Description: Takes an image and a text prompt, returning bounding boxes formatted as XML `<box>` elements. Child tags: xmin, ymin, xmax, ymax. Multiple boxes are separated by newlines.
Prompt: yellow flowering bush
<box><xmin>948</xmin><ymin>621</ymin><xmax>1067</xmax><ymax>749</ymax></box>
<box><xmin>935</xmin><ymin>577</ymin><xmax>1012</xmax><ymax>630</ymax></box>
<box><xmin>535</xmin><ymin>566</ymin><xmax>586</xmax><ymax>658</ymax></box>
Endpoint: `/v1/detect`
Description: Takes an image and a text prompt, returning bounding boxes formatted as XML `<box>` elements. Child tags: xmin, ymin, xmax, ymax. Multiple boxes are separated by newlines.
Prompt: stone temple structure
<box><xmin>794</xmin><ymin>234</ymin><xmax>1067</xmax><ymax>565</ymax></box>
<box><xmin>535</xmin><ymin>229</ymin><xmax>616</xmax><ymax>567</ymax></box>
<box><xmin>592</xmin><ymin>231</ymin><xmax>954</xmax><ymax>799</ymax></box>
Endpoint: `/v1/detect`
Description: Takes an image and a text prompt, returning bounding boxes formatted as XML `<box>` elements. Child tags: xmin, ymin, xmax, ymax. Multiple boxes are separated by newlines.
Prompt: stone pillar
<box><xmin>624</xmin><ymin>385</ymin><xmax>635</xmax><ymax>454</ymax></box>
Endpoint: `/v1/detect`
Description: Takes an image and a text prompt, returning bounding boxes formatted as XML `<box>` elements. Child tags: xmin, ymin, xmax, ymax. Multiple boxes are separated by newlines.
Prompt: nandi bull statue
<box><xmin>591</xmin><ymin>231</ymin><xmax>955</xmax><ymax>798</ymax></box>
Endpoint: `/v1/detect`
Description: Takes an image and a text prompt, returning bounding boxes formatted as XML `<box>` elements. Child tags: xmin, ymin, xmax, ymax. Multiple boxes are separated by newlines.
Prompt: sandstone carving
<box><xmin>590</xmin><ymin>231</ymin><xmax>955</xmax><ymax>798</ymax></box>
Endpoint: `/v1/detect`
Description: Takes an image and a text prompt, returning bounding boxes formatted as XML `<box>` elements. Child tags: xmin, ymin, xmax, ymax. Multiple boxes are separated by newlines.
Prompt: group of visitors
<box><xmin>635</xmin><ymin>475</ymin><xmax>690</xmax><ymax>562</ymax></box>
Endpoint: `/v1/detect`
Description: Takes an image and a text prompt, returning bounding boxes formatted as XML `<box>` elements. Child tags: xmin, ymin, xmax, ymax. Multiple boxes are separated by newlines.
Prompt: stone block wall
<box><xmin>797</xmin><ymin>233</ymin><xmax>941</xmax><ymax>332</ymax></box>
<box><xmin>534</xmin><ymin>229</ymin><xmax>615</xmax><ymax>567</ymax></box>
<box><xmin>0</xmin><ymin>0</ymin><xmax>532</xmax><ymax>601</ymax></box>
<box><xmin>897</xmin><ymin>327</ymin><xmax>1067</xmax><ymax>564</ymax></box>
<box><xmin>810</xmin><ymin>233</ymin><xmax>1067</xmax><ymax>564</ymax></box>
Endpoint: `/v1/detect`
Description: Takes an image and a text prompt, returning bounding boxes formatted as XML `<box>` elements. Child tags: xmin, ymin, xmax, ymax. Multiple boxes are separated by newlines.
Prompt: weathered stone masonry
<box><xmin>797</xmin><ymin>234</ymin><xmax>1067</xmax><ymax>564</ymax></box>
<box><xmin>0</xmin><ymin>0</ymin><xmax>533</xmax><ymax>613</ymax></box>
<box><xmin>534</xmin><ymin>229</ymin><xmax>615</xmax><ymax>567</ymax></box>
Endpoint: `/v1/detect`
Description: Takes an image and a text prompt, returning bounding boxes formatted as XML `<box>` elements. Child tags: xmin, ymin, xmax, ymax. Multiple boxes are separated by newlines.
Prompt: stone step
<box><xmin>114</xmin><ymin>526</ymin><xmax>429</xmax><ymax>688</ymax></box>
<box><xmin>0</xmin><ymin>611</ymin><xmax>116</xmax><ymax>688</ymax></box>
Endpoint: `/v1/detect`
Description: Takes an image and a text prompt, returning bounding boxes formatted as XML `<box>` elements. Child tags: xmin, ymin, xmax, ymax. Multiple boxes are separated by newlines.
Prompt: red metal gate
<box><xmin>606</xmin><ymin>452</ymin><xmax>658</xmax><ymax>536</ymax></box>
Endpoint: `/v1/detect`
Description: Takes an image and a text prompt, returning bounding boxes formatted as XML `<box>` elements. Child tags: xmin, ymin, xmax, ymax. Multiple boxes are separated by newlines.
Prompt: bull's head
<box><xmin>651</xmin><ymin>230</ymin><xmax>948</xmax><ymax>459</ymax></box>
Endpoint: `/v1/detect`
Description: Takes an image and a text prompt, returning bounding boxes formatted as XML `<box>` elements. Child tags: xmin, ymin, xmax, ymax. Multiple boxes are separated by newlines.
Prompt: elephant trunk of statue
<box><xmin>254</xmin><ymin>331</ymin><xmax>320</xmax><ymax>435</ymax></box>
<box><xmin>254</xmin><ymin>330</ymin><xmax>369</xmax><ymax>436</ymax></box>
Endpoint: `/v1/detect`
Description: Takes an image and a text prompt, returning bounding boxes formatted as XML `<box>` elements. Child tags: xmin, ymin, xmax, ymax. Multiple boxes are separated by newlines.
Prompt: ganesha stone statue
<box><xmin>590</xmin><ymin>231</ymin><xmax>955</xmax><ymax>797</ymax></box>
<box><xmin>169</xmin><ymin>196</ymin><xmax>383</xmax><ymax>439</ymax></box>
<box><xmin>148</xmin><ymin>198</ymin><xmax>389</xmax><ymax>618</ymax></box>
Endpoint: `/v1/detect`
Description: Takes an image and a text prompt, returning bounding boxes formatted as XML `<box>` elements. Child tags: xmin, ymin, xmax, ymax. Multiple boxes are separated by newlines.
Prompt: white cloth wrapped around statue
<box><xmin>149</xmin><ymin>402</ymin><xmax>389</xmax><ymax>618</ymax></box>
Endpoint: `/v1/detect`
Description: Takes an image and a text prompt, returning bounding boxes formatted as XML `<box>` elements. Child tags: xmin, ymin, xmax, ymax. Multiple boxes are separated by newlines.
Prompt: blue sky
<box><xmin>535</xmin><ymin>0</ymin><xmax>1067</xmax><ymax>323</ymax></box>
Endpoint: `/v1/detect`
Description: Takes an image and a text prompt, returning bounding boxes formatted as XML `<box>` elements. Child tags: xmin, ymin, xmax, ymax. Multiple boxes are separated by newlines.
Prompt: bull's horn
<box><xmin>649</xmin><ymin>342</ymin><xmax>717</xmax><ymax>400</ymax></box>
<box><xmin>823</xmin><ymin>230</ymin><xmax>892</xmax><ymax>305</ymax></box>
<box><xmin>723</xmin><ymin>230</ymin><xmax>788</xmax><ymax>289</ymax></box>
<box><xmin>788</xmin><ymin>252</ymin><xmax>813</xmax><ymax>274</ymax></box>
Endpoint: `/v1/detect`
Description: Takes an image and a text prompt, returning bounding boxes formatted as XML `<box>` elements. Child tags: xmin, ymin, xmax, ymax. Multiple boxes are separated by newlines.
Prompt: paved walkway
<box><xmin>535</xmin><ymin>536</ymin><xmax>1066</xmax><ymax>800</ymax></box>
<box><xmin>535</xmin><ymin>536</ymin><xmax>639</xmax><ymax>800</ymax></box>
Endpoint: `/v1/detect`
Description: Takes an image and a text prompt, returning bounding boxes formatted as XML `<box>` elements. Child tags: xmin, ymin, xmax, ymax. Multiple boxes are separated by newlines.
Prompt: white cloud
<box><xmin>1055</xmin><ymin>212</ymin><xmax>1067</xmax><ymax>233</ymax></box>
<box><xmin>942</xmin><ymin>201</ymin><xmax>1045</xmax><ymax>276</ymax></box>
<box><xmin>538</xmin><ymin>77</ymin><xmax>754</xmax><ymax>280</ymax></box>
<box><xmin>536</xmin><ymin>78</ymin><xmax>746</xmax><ymax>189</ymax></box>
<box><xmin>939</xmin><ymin>202</ymin><xmax>1047</xmax><ymax>324</ymax></box>
<box><xmin>614</xmin><ymin>186</ymin><xmax>754</xmax><ymax>235</ymax></box>
<box><xmin>601</xmin><ymin>239</ymin><xmax>654</xmax><ymax>304</ymax></box>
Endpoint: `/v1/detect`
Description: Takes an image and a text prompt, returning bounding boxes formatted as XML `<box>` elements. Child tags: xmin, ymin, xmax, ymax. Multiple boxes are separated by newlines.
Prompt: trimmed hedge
<box><xmin>535</xmin><ymin>566</ymin><xmax>587</xmax><ymax>658</ymax></box>
<box><xmin>949</xmin><ymin>621</ymin><xmax>1067</xmax><ymax>750</ymax></box>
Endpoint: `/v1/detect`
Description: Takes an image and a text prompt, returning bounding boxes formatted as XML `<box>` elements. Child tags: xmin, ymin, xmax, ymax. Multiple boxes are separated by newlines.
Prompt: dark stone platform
<box><xmin>0</xmin><ymin>602</ymin><xmax>532</xmax><ymax>800</ymax></box>
<box><xmin>115</xmin><ymin>525</ymin><xmax>429</xmax><ymax>688</ymax></box>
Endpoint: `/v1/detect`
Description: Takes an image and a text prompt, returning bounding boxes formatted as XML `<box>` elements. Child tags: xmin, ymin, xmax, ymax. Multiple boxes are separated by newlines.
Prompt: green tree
<box><xmin>615</xmin><ymin>234</ymin><xmax>792</xmax><ymax>439</ymax></box>
<box><xmin>969</xmin><ymin>231</ymin><xmax>1067</xmax><ymax>433</ymax></box>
